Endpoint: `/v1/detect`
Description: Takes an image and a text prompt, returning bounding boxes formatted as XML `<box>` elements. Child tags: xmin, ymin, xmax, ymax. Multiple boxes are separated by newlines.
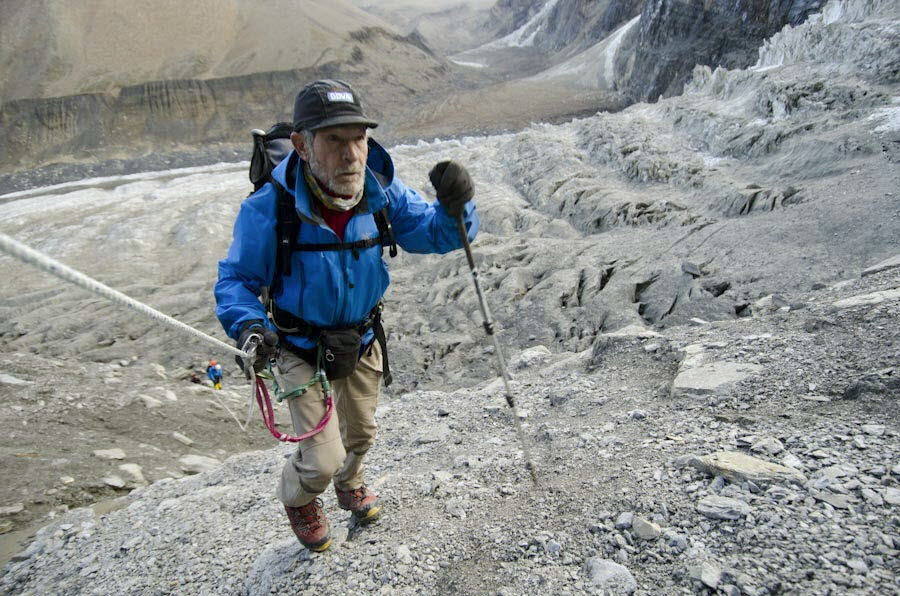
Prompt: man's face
<box><xmin>294</xmin><ymin>125</ymin><xmax>368</xmax><ymax>196</ymax></box>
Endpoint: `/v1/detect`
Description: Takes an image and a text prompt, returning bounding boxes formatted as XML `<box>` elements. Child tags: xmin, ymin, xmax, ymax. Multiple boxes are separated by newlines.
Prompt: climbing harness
<box><xmin>0</xmin><ymin>232</ymin><xmax>325</xmax><ymax>443</ymax></box>
<box><xmin>455</xmin><ymin>215</ymin><xmax>539</xmax><ymax>484</ymax></box>
<box><xmin>241</xmin><ymin>331</ymin><xmax>335</xmax><ymax>443</ymax></box>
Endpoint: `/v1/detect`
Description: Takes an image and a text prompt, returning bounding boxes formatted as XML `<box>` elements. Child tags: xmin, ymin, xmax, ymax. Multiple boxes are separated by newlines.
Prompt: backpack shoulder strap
<box><xmin>272</xmin><ymin>178</ymin><xmax>300</xmax><ymax>277</ymax></box>
<box><xmin>374</xmin><ymin>206</ymin><xmax>397</xmax><ymax>258</ymax></box>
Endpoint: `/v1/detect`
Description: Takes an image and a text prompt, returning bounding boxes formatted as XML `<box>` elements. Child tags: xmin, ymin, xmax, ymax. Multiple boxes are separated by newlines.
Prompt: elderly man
<box><xmin>215</xmin><ymin>79</ymin><xmax>478</xmax><ymax>551</ymax></box>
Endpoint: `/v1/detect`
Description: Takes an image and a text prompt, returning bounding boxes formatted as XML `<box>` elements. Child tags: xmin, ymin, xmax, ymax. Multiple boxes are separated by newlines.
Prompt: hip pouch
<box><xmin>319</xmin><ymin>328</ymin><xmax>362</xmax><ymax>380</ymax></box>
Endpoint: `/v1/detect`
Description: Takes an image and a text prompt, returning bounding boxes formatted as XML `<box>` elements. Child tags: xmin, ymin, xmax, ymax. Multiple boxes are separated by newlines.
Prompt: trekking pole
<box><xmin>455</xmin><ymin>215</ymin><xmax>538</xmax><ymax>483</ymax></box>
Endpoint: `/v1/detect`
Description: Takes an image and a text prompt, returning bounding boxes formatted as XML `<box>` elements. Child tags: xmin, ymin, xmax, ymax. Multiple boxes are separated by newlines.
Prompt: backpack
<box><xmin>247</xmin><ymin>123</ymin><xmax>396</xmax><ymax>385</ymax></box>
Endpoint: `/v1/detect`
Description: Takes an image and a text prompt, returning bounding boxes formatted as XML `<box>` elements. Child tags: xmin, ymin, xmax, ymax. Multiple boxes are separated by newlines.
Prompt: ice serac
<box><xmin>620</xmin><ymin>0</ymin><xmax>827</xmax><ymax>100</ymax></box>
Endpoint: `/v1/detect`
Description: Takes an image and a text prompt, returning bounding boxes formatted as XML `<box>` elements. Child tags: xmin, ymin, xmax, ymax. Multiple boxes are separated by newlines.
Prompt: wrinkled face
<box><xmin>292</xmin><ymin>124</ymin><xmax>368</xmax><ymax>196</ymax></box>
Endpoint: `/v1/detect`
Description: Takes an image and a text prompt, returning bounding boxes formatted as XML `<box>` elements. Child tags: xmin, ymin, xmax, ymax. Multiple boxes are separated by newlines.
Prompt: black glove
<box><xmin>235</xmin><ymin>320</ymin><xmax>279</xmax><ymax>376</ymax></box>
<box><xmin>429</xmin><ymin>160</ymin><xmax>474</xmax><ymax>217</ymax></box>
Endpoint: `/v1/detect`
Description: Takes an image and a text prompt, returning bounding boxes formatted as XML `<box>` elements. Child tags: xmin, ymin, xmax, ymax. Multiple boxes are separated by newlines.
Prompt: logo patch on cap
<box><xmin>326</xmin><ymin>91</ymin><xmax>354</xmax><ymax>103</ymax></box>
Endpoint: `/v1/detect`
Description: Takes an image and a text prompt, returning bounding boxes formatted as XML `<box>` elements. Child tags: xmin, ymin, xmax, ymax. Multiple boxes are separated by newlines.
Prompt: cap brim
<box><xmin>308</xmin><ymin>115</ymin><xmax>379</xmax><ymax>131</ymax></box>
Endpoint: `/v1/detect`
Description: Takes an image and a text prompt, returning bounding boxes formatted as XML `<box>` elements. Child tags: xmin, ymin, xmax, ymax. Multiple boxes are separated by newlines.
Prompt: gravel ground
<box><xmin>1</xmin><ymin>267</ymin><xmax>897</xmax><ymax>595</ymax></box>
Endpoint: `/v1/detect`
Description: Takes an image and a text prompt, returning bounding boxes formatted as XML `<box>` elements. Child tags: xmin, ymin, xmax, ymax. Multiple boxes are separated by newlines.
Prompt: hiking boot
<box><xmin>335</xmin><ymin>485</ymin><xmax>381</xmax><ymax>523</ymax></box>
<box><xmin>284</xmin><ymin>499</ymin><xmax>332</xmax><ymax>551</ymax></box>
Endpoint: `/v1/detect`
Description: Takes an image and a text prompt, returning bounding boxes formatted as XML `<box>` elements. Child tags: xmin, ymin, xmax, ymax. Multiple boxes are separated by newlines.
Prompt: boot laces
<box><xmin>341</xmin><ymin>486</ymin><xmax>368</xmax><ymax>506</ymax></box>
<box><xmin>297</xmin><ymin>498</ymin><xmax>325</xmax><ymax>530</ymax></box>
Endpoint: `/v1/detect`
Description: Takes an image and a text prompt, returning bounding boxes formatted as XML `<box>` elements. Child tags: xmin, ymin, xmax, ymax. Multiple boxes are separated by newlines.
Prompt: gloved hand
<box><xmin>235</xmin><ymin>320</ymin><xmax>279</xmax><ymax>376</ymax></box>
<box><xmin>429</xmin><ymin>160</ymin><xmax>473</xmax><ymax>217</ymax></box>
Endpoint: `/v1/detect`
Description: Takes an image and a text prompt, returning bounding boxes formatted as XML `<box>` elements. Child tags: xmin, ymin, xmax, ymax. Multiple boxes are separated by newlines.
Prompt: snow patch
<box><xmin>479</xmin><ymin>0</ymin><xmax>560</xmax><ymax>50</ymax></box>
<box><xmin>449</xmin><ymin>59</ymin><xmax>487</xmax><ymax>69</ymax></box>
<box><xmin>529</xmin><ymin>16</ymin><xmax>639</xmax><ymax>88</ymax></box>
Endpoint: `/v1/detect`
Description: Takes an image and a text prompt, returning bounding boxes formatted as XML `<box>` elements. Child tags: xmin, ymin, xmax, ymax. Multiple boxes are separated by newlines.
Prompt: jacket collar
<box><xmin>269</xmin><ymin>139</ymin><xmax>395</xmax><ymax>220</ymax></box>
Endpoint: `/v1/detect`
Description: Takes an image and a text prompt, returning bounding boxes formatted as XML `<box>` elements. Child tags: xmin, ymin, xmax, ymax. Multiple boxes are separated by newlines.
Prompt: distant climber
<box><xmin>206</xmin><ymin>360</ymin><xmax>223</xmax><ymax>390</ymax></box>
<box><xmin>214</xmin><ymin>79</ymin><xmax>479</xmax><ymax>552</ymax></box>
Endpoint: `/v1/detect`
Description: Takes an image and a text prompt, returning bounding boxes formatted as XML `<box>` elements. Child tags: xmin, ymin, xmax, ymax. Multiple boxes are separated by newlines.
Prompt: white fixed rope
<box><xmin>0</xmin><ymin>232</ymin><xmax>249</xmax><ymax>360</ymax></box>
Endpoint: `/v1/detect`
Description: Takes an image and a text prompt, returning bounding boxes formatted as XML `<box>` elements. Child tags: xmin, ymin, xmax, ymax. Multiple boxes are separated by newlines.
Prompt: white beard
<box><xmin>308</xmin><ymin>150</ymin><xmax>365</xmax><ymax>197</ymax></box>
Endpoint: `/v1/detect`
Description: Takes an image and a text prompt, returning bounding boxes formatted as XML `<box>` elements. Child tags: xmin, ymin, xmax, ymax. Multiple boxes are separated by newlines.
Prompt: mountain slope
<box><xmin>0</xmin><ymin>0</ymin><xmax>393</xmax><ymax>103</ymax></box>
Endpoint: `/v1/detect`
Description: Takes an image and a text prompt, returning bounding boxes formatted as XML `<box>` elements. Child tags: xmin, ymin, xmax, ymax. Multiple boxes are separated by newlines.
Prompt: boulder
<box><xmin>697</xmin><ymin>496</ymin><xmax>751</xmax><ymax>520</ymax></box>
<box><xmin>672</xmin><ymin>362</ymin><xmax>762</xmax><ymax>397</ymax></box>
<box><xmin>861</xmin><ymin>254</ymin><xmax>900</xmax><ymax>277</ymax></box>
<box><xmin>510</xmin><ymin>345</ymin><xmax>552</xmax><ymax>370</ymax></box>
<box><xmin>178</xmin><ymin>455</ymin><xmax>221</xmax><ymax>474</ymax></box>
<box><xmin>832</xmin><ymin>288</ymin><xmax>900</xmax><ymax>309</ymax></box>
<box><xmin>689</xmin><ymin>451</ymin><xmax>806</xmax><ymax>486</ymax></box>
<box><xmin>583</xmin><ymin>558</ymin><xmax>637</xmax><ymax>594</ymax></box>
<box><xmin>93</xmin><ymin>448</ymin><xmax>126</xmax><ymax>460</ymax></box>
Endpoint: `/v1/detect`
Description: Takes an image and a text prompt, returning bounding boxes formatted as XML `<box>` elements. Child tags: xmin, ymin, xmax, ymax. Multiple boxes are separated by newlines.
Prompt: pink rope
<box><xmin>254</xmin><ymin>377</ymin><xmax>333</xmax><ymax>442</ymax></box>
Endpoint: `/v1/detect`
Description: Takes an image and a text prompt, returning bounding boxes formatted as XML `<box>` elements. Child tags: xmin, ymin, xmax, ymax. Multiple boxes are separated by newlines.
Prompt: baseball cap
<box><xmin>292</xmin><ymin>79</ymin><xmax>378</xmax><ymax>132</ymax></box>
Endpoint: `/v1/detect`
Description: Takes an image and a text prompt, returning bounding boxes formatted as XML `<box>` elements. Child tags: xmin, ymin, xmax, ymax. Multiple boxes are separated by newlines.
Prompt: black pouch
<box><xmin>320</xmin><ymin>328</ymin><xmax>362</xmax><ymax>380</ymax></box>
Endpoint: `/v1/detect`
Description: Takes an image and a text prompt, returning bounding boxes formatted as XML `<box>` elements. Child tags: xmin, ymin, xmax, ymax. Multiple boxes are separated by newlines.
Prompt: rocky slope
<box><xmin>466</xmin><ymin>0</ymin><xmax>832</xmax><ymax>100</ymax></box>
<box><xmin>0</xmin><ymin>0</ymin><xmax>391</xmax><ymax>103</ymax></box>
<box><xmin>0</xmin><ymin>0</ymin><xmax>898</xmax><ymax>592</ymax></box>
<box><xmin>349</xmin><ymin>0</ymin><xmax>498</xmax><ymax>54</ymax></box>
<box><xmin>0</xmin><ymin>25</ymin><xmax>449</xmax><ymax>173</ymax></box>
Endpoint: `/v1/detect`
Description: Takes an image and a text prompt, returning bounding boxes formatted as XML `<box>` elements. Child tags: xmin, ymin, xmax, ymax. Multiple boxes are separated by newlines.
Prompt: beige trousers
<box><xmin>275</xmin><ymin>340</ymin><xmax>382</xmax><ymax>507</ymax></box>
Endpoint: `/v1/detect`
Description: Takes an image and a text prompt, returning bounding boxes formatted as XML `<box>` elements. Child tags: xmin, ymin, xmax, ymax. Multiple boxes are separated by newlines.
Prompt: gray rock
<box><xmin>861</xmin><ymin>254</ymin><xmax>900</xmax><ymax>277</ymax></box>
<box><xmin>172</xmin><ymin>432</ymin><xmax>195</xmax><ymax>446</ymax></box>
<box><xmin>583</xmin><ymin>557</ymin><xmax>637</xmax><ymax>594</ymax></box>
<box><xmin>689</xmin><ymin>561</ymin><xmax>722</xmax><ymax>589</ymax></box>
<box><xmin>861</xmin><ymin>488</ymin><xmax>884</xmax><ymax>506</ymax></box>
<box><xmin>138</xmin><ymin>394</ymin><xmax>163</xmax><ymax>409</ymax></box>
<box><xmin>690</xmin><ymin>451</ymin><xmax>806</xmax><ymax>486</ymax></box>
<box><xmin>632</xmin><ymin>516</ymin><xmax>661</xmax><ymax>540</ymax></box>
<box><xmin>832</xmin><ymin>288</ymin><xmax>900</xmax><ymax>309</ymax></box>
<box><xmin>883</xmin><ymin>487</ymin><xmax>900</xmax><ymax>505</ymax></box>
<box><xmin>102</xmin><ymin>475</ymin><xmax>125</xmax><ymax>489</ymax></box>
<box><xmin>672</xmin><ymin>362</ymin><xmax>762</xmax><ymax>398</ymax></box>
<box><xmin>845</xmin><ymin>558</ymin><xmax>869</xmax><ymax>574</ymax></box>
<box><xmin>178</xmin><ymin>455</ymin><xmax>221</xmax><ymax>474</ymax></box>
<box><xmin>510</xmin><ymin>345</ymin><xmax>551</xmax><ymax>370</ymax></box>
<box><xmin>446</xmin><ymin>498</ymin><xmax>466</xmax><ymax>519</ymax></box>
<box><xmin>628</xmin><ymin>409</ymin><xmax>648</xmax><ymax>420</ymax></box>
<box><xmin>697</xmin><ymin>496</ymin><xmax>752</xmax><ymax>520</ymax></box>
<box><xmin>816</xmin><ymin>464</ymin><xmax>858</xmax><ymax>479</ymax></box>
<box><xmin>781</xmin><ymin>453</ymin><xmax>804</xmax><ymax>470</ymax></box>
<box><xmin>663</xmin><ymin>529</ymin><xmax>688</xmax><ymax>552</ymax></box>
<box><xmin>93</xmin><ymin>448</ymin><xmax>126</xmax><ymax>460</ymax></box>
<box><xmin>0</xmin><ymin>503</ymin><xmax>25</xmax><ymax>516</ymax></box>
<box><xmin>615</xmin><ymin>511</ymin><xmax>634</xmax><ymax>529</ymax></box>
<box><xmin>750</xmin><ymin>436</ymin><xmax>784</xmax><ymax>456</ymax></box>
<box><xmin>162</xmin><ymin>389</ymin><xmax>178</xmax><ymax>402</ymax></box>
<box><xmin>0</xmin><ymin>373</ymin><xmax>31</xmax><ymax>386</ymax></box>
<box><xmin>396</xmin><ymin>544</ymin><xmax>413</xmax><ymax>564</ymax></box>
<box><xmin>811</xmin><ymin>490</ymin><xmax>853</xmax><ymax>509</ymax></box>
<box><xmin>414</xmin><ymin>430</ymin><xmax>447</xmax><ymax>445</ymax></box>
<box><xmin>861</xmin><ymin>424</ymin><xmax>885</xmax><ymax>436</ymax></box>
<box><xmin>118</xmin><ymin>463</ymin><xmax>146</xmax><ymax>486</ymax></box>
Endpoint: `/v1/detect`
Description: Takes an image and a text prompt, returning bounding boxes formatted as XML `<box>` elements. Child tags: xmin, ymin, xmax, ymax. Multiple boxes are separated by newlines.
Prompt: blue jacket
<box><xmin>215</xmin><ymin>141</ymin><xmax>479</xmax><ymax>350</ymax></box>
